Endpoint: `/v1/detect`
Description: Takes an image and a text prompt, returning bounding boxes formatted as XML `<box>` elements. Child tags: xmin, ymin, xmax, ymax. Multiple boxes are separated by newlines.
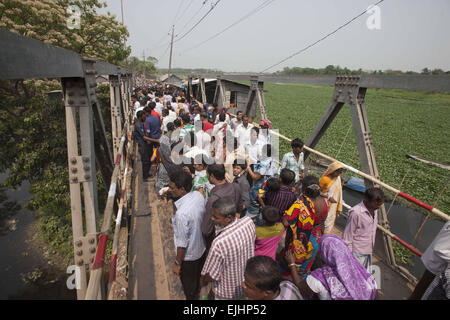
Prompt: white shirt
<box><xmin>421</xmin><ymin>221</ymin><xmax>450</xmax><ymax>275</ymax></box>
<box><xmin>195</xmin><ymin>130</ymin><xmax>212</xmax><ymax>152</ymax></box>
<box><xmin>244</xmin><ymin>139</ymin><xmax>263</xmax><ymax>164</ymax></box>
<box><xmin>214</xmin><ymin>113</ymin><xmax>231</xmax><ymax>125</ymax></box>
<box><xmin>133</xmin><ymin>101</ymin><xmax>140</xmax><ymax>110</ymax></box>
<box><xmin>164</xmin><ymin>95</ymin><xmax>172</xmax><ymax>103</ymax></box>
<box><xmin>155</xmin><ymin>102</ymin><xmax>164</xmax><ymax>116</ymax></box>
<box><xmin>162</xmin><ymin>114</ymin><xmax>176</xmax><ymax>132</ymax></box>
<box><xmin>134</xmin><ymin>106</ymin><xmax>145</xmax><ymax>119</ymax></box>
<box><xmin>258</xmin><ymin>129</ymin><xmax>271</xmax><ymax>146</ymax></box>
<box><xmin>235</xmin><ymin>123</ymin><xmax>254</xmax><ymax>148</ymax></box>
<box><xmin>173</xmin><ymin>191</ymin><xmax>206</xmax><ymax>261</ymax></box>
<box><xmin>230</xmin><ymin>118</ymin><xmax>242</xmax><ymax>134</ymax></box>
<box><xmin>306</xmin><ymin>275</ymin><xmax>332</xmax><ymax>300</ymax></box>
<box><xmin>171</xmin><ymin>102</ymin><xmax>178</xmax><ymax>111</ymax></box>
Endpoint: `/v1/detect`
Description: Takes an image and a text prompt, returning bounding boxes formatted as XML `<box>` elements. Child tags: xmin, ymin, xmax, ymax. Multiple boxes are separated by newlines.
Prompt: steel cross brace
<box><xmin>305</xmin><ymin>75</ymin><xmax>397</xmax><ymax>269</ymax></box>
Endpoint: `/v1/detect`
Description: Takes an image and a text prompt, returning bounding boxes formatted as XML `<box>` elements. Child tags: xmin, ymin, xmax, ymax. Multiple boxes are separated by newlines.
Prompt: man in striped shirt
<box><xmin>200</xmin><ymin>197</ymin><xmax>256</xmax><ymax>300</ymax></box>
<box><xmin>179</xmin><ymin>113</ymin><xmax>195</xmax><ymax>141</ymax></box>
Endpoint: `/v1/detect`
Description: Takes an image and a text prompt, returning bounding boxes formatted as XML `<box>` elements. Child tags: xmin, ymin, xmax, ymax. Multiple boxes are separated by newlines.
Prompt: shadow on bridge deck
<box><xmin>127</xmin><ymin>153</ymin><xmax>185</xmax><ymax>300</ymax></box>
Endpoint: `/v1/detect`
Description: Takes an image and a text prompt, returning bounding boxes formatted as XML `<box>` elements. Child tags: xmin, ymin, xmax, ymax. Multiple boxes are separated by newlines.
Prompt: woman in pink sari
<box><xmin>255</xmin><ymin>206</ymin><xmax>285</xmax><ymax>260</ymax></box>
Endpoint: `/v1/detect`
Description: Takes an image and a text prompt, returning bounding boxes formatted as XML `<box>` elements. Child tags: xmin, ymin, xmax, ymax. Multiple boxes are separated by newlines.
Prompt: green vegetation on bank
<box><xmin>261</xmin><ymin>82</ymin><xmax>450</xmax><ymax>218</ymax></box>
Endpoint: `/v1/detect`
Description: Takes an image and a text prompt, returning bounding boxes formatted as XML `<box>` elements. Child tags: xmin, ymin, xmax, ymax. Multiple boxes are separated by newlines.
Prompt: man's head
<box><xmin>193</xmin><ymin>106</ymin><xmax>201</xmax><ymax>114</ymax></box>
<box><xmin>242</xmin><ymin>115</ymin><xmax>249</xmax><ymax>127</ymax></box>
<box><xmin>279</xmin><ymin>168</ymin><xmax>295</xmax><ymax>186</ymax></box>
<box><xmin>168</xmin><ymin>171</ymin><xmax>192</xmax><ymax>200</ymax></box>
<box><xmin>162</xmin><ymin>109</ymin><xmax>169</xmax><ymax>117</ymax></box>
<box><xmin>181</xmin><ymin>113</ymin><xmax>191</xmax><ymax>125</ymax></box>
<box><xmin>136</xmin><ymin>110</ymin><xmax>145</xmax><ymax>122</ymax></box>
<box><xmin>364</xmin><ymin>187</ymin><xmax>385</xmax><ymax>211</ymax></box>
<box><xmin>291</xmin><ymin>138</ymin><xmax>304</xmax><ymax>155</ymax></box>
<box><xmin>131</xmin><ymin>95</ymin><xmax>137</xmax><ymax>103</ymax></box>
<box><xmin>232</xmin><ymin>161</ymin><xmax>246</xmax><ymax>177</ymax></box>
<box><xmin>211</xmin><ymin>197</ymin><xmax>237</xmax><ymax>228</ymax></box>
<box><xmin>250</xmin><ymin>127</ymin><xmax>259</xmax><ymax>142</ymax></box>
<box><xmin>243</xmin><ymin>256</ymin><xmax>282</xmax><ymax>300</ymax></box>
<box><xmin>174</xmin><ymin>118</ymin><xmax>182</xmax><ymax>128</ymax></box>
<box><xmin>149</xmin><ymin>101</ymin><xmax>156</xmax><ymax>110</ymax></box>
<box><xmin>236</xmin><ymin>111</ymin><xmax>243</xmax><ymax>121</ymax></box>
<box><xmin>207</xmin><ymin>164</ymin><xmax>226</xmax><ymax>185</ymax></box>
<box><xmin>218</xmin><ymin>113</ymin><xmax>226</xmax><ymax>122</ymax></box>
<box><xmin>261</xmin><ymin>206</ymin><xmax>280</xmax><ymax>226</ymax></box>
<box><xmin>266</xmin><ymin>177</ymin><xmax>280</xmax><ymax>192</ymax></box>
<box><xmin>200</xmin><ymin>112</ymin><xmax>208</xmax><ymax>121</ymax></box>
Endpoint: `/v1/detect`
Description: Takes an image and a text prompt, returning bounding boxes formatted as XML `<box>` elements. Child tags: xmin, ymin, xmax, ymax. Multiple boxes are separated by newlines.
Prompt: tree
<box><xmin>0</xmin><ymin>0</ymin><xmax>130</xmax><ymax>259</ymax></box>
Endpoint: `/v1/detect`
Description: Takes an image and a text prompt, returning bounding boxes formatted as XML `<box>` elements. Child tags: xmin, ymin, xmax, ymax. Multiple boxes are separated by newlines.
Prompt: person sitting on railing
<box><xmin>342</xmin><ymin>188</ymin><xmax>385</xmax><ymax>272</ymax></box>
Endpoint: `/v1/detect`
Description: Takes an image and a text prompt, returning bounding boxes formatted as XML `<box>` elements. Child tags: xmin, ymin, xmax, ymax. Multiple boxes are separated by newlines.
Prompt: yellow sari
<box><xmin>320</xmin><ymin>161</ymin><xmax>343</xmax><ymax>234</ymax></box>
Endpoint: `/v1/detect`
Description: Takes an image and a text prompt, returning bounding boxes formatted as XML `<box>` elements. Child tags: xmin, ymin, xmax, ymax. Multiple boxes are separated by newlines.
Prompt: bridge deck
<box><xmin>126</xmin><ymin>153</ymin><xmax>413</xmax><ymax>300</ymax></box>
<box><xmin>127</xmin><ymin>153</ymin><xmax>184</xmax><ymax>300</ymax></box>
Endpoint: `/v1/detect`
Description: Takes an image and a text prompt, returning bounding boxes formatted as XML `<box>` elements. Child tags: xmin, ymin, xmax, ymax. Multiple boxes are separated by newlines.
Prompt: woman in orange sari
<box><xmin>320</xmin><ymin>161</ymin><xmax>344</xmax><ymax>234</ymax></box>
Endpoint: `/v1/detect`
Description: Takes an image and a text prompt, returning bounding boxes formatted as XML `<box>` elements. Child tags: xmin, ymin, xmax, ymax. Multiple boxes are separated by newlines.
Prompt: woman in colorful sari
<box><xmin>280</xmin><ymin>176</ymin><xmax>328</xmax><ymax>279</ymax></box>
<box><xmin>286</xmin><ymin>234</ymin><xmax>377</xmax><ymax>300</ymax></box>
<box><xmin>320</xmin><ymin>161</ymin><xmax>344</xmax><ymax>234</ymax></box>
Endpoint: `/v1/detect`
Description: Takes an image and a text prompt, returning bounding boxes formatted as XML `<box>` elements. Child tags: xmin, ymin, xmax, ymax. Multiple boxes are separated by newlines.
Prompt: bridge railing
<box><xmin>0</xmin><ymin>29</ymin><xmax>134</xmax><ymax>300</ymax></box>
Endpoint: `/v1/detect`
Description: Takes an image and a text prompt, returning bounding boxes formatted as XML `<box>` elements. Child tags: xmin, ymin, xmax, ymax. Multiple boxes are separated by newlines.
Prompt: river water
<box><xmin>338</xmin><ymin>187</ymin><xmax>445</xmax><ymax>279</ymax></box>
<box><xmin>0</xmin><ymin>172</ymin><xmax>75</xmax><ymax>300</ymax></box>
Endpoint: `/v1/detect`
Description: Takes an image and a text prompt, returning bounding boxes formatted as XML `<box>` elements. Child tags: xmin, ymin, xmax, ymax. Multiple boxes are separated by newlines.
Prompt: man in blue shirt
<box><xmin>134</xmin><ymin>111</ymin><xmax>148</xmax><ymax>180</ymax></box>
<box><xmin>144</xmin><ymin>107</ymin><xmax>161</xmax><ymax>181</ymax></box>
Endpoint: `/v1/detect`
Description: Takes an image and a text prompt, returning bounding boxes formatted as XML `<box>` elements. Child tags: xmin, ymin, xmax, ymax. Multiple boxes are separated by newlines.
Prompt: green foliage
<box><xmin>0</xmin><ymin>1</ymin><xmax>129</xmax><ymax>261</ymax></box>
<box><xmin>264</xmin><ymin>82</ymin><xmax>450</xmax><ymax>218</ymax></box>
<box><xmin>0</xmin><ymin>184</ymin><xmax>21</xmax><ymax>220</ymax></box>
<box><xmin>125</xmin><ymin>56</ymin><xmax>157</xmax><ymax>76</ymax></box>
<box><xmin>274</xmin><ymin>65</ymin><xmax>450</xmax><ymax>76</ymax></box>
<box><xmin>392</xmin><ymin>241</ymin><xmax>414</xmax><ymax>266</ymax></box>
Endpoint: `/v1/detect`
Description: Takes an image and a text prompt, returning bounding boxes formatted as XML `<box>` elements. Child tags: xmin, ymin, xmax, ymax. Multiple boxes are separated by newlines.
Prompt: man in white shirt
<box><xmin>169</xmin><ymin>171</ymin><xmax>207</xmax><ymax>300</ymax></box>
<box><xmin>154</xmin><ymin>98</ymin><xmax>164</xmax><ymax>116</ymax></box>
<box><xmin>162</xmin><ymin>109</ymin><xmax>176</xmax><ymax>133</ymax></box>
<box><xmin>131</xmin><ymin>95</ymin><xmax>140</xmax><ymax>111</ymax></box>
<box><xmin>235</xmin><ymin>115</ymin><xmax>254</xmax><ymax>149</ymax></box>
<box><xmin>244</xmin><ymin>127</ymin><xmax>263</xmax><ymax>164</ymax></box>
<box><xmin>230</xmin><ymin>111</ymin><xmax>243</xmax><ymax>134</ymax></box>
<box><xmin>258</xmin><ymin>119</ymin><xmax>272</xmax><ymax>146</ymax></box>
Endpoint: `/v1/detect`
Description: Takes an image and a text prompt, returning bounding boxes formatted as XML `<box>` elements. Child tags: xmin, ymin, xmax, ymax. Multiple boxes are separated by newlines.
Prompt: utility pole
<box><xmin>121</xmin><ymin>0</ymin><xmax>126</xmax><ymax>49</ymax></box>
<box><xmin>143</xmin><ymin>49</ymin><xmax>146</xmax><ymax>78</ymax></box>
<box><xmin>168</xmin><ymin>25</ymin><xmax>175</xmax><ymax>87</ymax></box>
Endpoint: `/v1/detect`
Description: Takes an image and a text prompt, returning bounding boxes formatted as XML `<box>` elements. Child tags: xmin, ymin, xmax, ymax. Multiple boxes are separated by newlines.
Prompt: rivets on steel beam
<box><xmin>84</xmin><ymin>174</ymin><xmax>91</xmax><ymax>180</ymax></box>
<box><xmin>72</xmin><ymin>177</ymin><xmax>79</xmax><ymax>183</ymax></box>
<box><xmin>89</xmin><ymin>238</ymin><xmax>95</xmax><ymax>244</ymax></box>
<box><xmin>76</xmin><ymin>250</ymin><xmax>83</xmax><ymax>256</ymax></box>
<box><xmin>71</xmin><ymin>157</ymin><xmax>77</xmax><ymax>164</ymax></box>
<box><xmin>71</xmin><ymin>167</ymin><xmax>78</xmax><ymax>174</ymax></box>
<box><xmin>83</xmin><ymin>166</ymin><xmax>90</xmax><ymax>171</ymax></box>
<box><xmin>77</xmin><ymin>260</ymin><xmax>84</xmax><ymax>266</ymax></box>
<box><xmin>76</xmin><ymin>240</ymin><xmax>83</xmax><ymax>247</ymax></box>
<box><xmin>83</xmin><ymin>157</ymin><xmax>89</xmax><ymax>163</ymax></box>
<box><xmin>90</xmin><ymin>247</ymin><xmax>96</xmax><ymax>254</ymax></box>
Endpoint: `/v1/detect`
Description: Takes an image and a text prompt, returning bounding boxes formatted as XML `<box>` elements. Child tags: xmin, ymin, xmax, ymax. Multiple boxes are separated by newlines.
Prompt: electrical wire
<box><xmin>179</xmin><ymin>0</ymin><xmax>210</xmax><ymax>32</ymax></box>
<box><xmin>260</xmin><ymin>0</ymin><xmax>386</xmax><ymax>73</ymax></box>
<box><xmin>182</xmin><ymin>0</ymin><xmax>275</xmax><ymax>53</ymax></box>
<box><xmin>174</xmin><ymin>0</ymin><xmax>222</xmax><ymax>43</ymax></box>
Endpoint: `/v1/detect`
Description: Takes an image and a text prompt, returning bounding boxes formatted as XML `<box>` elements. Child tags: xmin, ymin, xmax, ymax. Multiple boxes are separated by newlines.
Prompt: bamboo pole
<box><xmin>85</xmin><ymin>130</ymin><xmax>127</xmax><ymax>300</ymax></box>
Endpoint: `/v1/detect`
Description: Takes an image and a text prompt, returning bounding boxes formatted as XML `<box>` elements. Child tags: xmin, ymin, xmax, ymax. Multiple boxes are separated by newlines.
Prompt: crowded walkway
<box><xmin>131</xmin><ymin>81</ymin><xmax>448</xmax><ymax>301</ymax></box>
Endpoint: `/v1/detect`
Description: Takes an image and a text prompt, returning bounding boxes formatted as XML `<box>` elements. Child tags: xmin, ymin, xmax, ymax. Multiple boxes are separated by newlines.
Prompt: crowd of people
<box><xmin>131</xmin><ymin>82</ymin><xmax>448</xmax><ymax>301</ymax></box>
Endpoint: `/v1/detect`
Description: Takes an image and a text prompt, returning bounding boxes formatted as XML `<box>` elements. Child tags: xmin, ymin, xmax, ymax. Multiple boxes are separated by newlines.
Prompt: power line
<box><xmin>174</xmin><ymin>0</ymin><xmax>222</xmax><ymax>43</ymax></box>
<box><xmin>179</xmin><ymin>0</ymin><xmax>210</xmax><ymax>32</ymax></box>
<box><xmin>260</xmin><ymin>0</ymin><xmax>386</xmax><ymax>73</ymax></box>
<box><xmin>182</xmin><ymin>0</ymin><xmax>276</xmax><ymax>53</ymax></box>
<box><xmin>172</xmin><ymin>0</ymin><xmax>185</xmax><ymax>26</ymax></box>
<box><xmin>158</xmin><ymin>42</ymin><xmax>172</xmax><ymax>63</ymax></box>
<box><xmin>175</xmin><ymin>0</ymin><xmax>197</xmax><ymax>28</ymax></box>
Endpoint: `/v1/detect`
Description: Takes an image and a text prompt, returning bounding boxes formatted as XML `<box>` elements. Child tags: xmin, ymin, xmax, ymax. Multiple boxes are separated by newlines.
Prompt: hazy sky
<box><xmin>99</xmin><ymin>0</ymin><xmax>450</xmax><ymax>73</ymax></box>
